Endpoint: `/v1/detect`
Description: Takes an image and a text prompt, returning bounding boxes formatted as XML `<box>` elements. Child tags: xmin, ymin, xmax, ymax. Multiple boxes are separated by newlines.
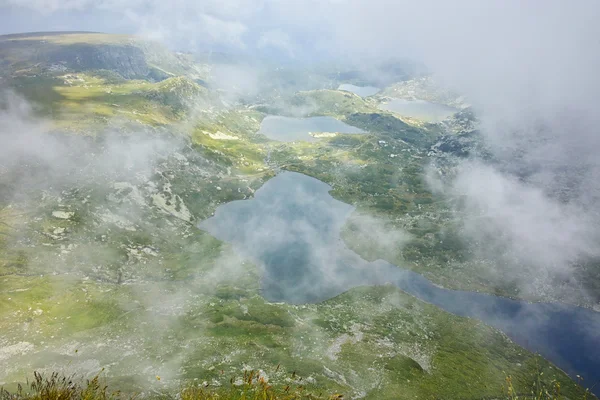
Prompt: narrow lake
<box><xmin>338</xmin><ymin>84</ymin><xmax>380</xmax><ymax>97</ymax></box>
<box><xmin>258</xmin><ymin>116</ymin><xmax>364</xmax><ymax>142</ymax></box>
<box><xmin>381</xmin><ymin>99</ymin><xmax>457</xmax><ymax>122</ymax></box>
<box><xmin>199</xmin><ymin>171</ymin><xmax>600</xmax><ymax>394</ymax></box>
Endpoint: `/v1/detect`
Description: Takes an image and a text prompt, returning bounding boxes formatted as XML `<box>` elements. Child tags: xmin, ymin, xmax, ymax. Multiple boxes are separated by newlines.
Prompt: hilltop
<box><xmin>0</xmin><ymin>31</ymin><xmax>203</xmax><ymax>80</ymax></box>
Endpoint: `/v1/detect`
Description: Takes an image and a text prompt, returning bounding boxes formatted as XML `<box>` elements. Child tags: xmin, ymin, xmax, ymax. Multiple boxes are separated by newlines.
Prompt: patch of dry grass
<box><xmin>0</xmin><ymin>372</ymin><xmax>116</xmax><ymax>400</ymax></box>
<box><xmin>1</xmin><ymin>371</ymin><xmax>343</xmax><ymax>400</ymax></box>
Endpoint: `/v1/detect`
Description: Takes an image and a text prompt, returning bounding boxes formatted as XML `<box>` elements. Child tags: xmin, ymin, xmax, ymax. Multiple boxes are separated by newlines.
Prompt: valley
<box><xmin>0</xmin><ymin>31</ymin><xmax>598</xmax><ymax>399</ymax></box>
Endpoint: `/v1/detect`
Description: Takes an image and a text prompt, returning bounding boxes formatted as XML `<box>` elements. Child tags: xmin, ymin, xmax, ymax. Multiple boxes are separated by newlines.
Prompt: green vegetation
<box><xmin>0</xmin><ymin>31</ymin><xmax>596</xmax><ymax>399</ymax></box>
<box><xmin>9</xmin><ymin>72</ymin><xmax>209</xmax><ymax>129</ymax></box>
<box><xmin>2</xmin><ymin>369</ymin><xmax>594</xmax><ymax>400</ymax></box>
<box><xmin>344</xmin><ymin>112</ymin><xmax>437</xmax><ymax>147</ymax></box>
<box><xmin>1</xmin><ymin>370</ymin><xmax>340</xmax><ymax>400</ymax></box>
<box><xmin>291</xmin><ymin>90</ymin><xmax>374</xmax><ymax>116</ymax></box>
<box><xmin>0</xmin><ymin>267</ymin><xmax>588</xmax><ymax>399</ymax></box>
<box><xmin>0</xmin><ymin>32</ymin><xmax>203</xmax><ymax>81</ymax></box>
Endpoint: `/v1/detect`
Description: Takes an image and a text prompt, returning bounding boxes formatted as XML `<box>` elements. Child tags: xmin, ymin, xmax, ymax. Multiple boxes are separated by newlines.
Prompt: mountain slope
<box><xmin>0</xmin><ymin>31</ymin><xmax>595</xmax><ymax>399</ymax></box>
<box><xmin>0</xmin><ymin>31</ymin><xmax>205</xmax><ymax>81</ymax></box>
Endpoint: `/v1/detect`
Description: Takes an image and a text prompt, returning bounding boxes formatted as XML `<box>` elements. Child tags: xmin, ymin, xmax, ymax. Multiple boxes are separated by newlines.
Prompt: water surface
<box><xmin>338</xmin><ymin>84</ymin><xmax>380</xmax><ymax>97</ymax></box>
<box><xmin>199</xmin><ymin>171</ymin><xmax>600</xmax><ymax>393</ymax></box>
<box><xmin>258</xmin><ymin>116</ymin><xmax>364</xmax><ymax>142</ymax></box>
<box><xmin>381</xmin><ymin>99</ymin><xmax>457</xmax><ymax>122</ymax></box>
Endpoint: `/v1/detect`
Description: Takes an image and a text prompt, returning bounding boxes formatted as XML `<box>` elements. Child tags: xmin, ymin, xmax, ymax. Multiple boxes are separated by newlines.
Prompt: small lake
<box><xmin>199</xmin><ymin>172</ymin><xmax>600</xmax><ymax>394</ymax></box>
<box><xmin>258</xmin><ymin>116</ymin><xmax>364</xmax><ymax>142</ymax></box>
<box><xmin>381</xmin><ymin>99</ymin><xmax>457</xmax><ymax>122</ymax></box>
<box><xmin>338</xmin><ymin>84</ymin><xmax>380</xmax><ymax>97</ymax></box>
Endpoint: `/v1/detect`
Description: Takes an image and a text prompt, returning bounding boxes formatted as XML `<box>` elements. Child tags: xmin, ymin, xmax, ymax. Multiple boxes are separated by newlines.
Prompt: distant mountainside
<box><xmin>0</xmin><ymin>31</ymin><xmax>205</xmax><ymax>81</ymax></box>
<box><xmin>0</xmin><ymin>32</ymin><xmax>218</xmax><ymax>130</ymax></box>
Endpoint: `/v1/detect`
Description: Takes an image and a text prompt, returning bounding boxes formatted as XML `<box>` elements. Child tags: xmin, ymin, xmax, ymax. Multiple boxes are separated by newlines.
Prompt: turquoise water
<box><xmin>258</xmin><ymin>116</ymin><xmax>364</xmax><ymax>142</ymax></box>
<box><xmin>199</xmin><ymin>171</ymin><xmax>600</xmax><ymax>393</ymax></box>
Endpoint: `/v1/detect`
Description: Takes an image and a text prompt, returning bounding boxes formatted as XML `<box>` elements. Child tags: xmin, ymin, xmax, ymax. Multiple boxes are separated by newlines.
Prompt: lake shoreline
<box><xmin>199</xmin><ymin>171</ymin><xmax>600</xmax><ymax>395</ymax></box>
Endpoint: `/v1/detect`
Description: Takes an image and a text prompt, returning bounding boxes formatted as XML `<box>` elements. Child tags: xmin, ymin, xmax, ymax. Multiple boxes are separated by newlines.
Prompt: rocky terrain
<box><xmin>0</xmin><ymin>32</ymin><xmax>595</xmax><ymax>399</ymax></box>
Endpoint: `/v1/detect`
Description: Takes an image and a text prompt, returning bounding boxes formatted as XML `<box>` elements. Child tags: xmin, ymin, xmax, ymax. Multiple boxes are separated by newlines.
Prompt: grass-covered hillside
<box><xmin>0</xmin><ymin>32</ymin><xmax>205</xmax><ymax>81</ymax></box>
<box><xmin>0</xmin><ymin>31</ymin><xmax>597</xmax><ymax>399</ymax></box>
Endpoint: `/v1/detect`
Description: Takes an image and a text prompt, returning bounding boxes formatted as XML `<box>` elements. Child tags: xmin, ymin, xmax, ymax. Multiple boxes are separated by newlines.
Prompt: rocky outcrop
<box><xmin>44</xmin><ymin>44</ymin><xmax>150</xmax><ymax>79</ymax></box>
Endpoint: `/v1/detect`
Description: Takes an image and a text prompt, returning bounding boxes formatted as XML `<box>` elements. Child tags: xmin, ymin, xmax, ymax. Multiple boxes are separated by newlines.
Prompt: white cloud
<box><xmin>199</xmin><ymin>13</ymin><xmax>247</xmax><ymax>48</ymax></box>
<box><xmin>257</xmin><ymin>29</ymin><xmax>294</xmax><ymax>57</ymax></box>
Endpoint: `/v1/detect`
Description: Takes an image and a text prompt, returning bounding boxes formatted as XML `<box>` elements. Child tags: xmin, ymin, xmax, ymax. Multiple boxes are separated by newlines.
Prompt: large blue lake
<box><xmin>199</xmin><ymin>171</ymin><xmax>600</xmax><ymax>394</ymax></box>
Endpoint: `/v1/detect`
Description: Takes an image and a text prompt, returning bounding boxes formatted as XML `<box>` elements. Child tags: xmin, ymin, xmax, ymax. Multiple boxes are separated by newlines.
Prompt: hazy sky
<box><xmin>1</xmin><ymin>1</ymin><xmax>598</xmax><ymax>71</ymax></box>
<box><xmin>0</xmin><ymin>0</ymin><xmax>333</xmax><ymax>58</ymax></box>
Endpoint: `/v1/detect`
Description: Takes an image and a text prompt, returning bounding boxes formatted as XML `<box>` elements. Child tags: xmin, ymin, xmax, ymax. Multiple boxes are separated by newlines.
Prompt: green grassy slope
<box><xmin>0</xmin><ymin>32</ymin><xmax>595</xmax><ymax>399</ymax></box>
<box><xmin>0</xmin><ymin>32</ymin><xmax>204</xmax><ymax>80</ymax></box>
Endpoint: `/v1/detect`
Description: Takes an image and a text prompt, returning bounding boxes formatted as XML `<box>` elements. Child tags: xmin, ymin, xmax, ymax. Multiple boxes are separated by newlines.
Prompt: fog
<box><xmin>0</xmin><ymin>89</ymin><xmax>250</xmax><ymax>387</ymax></box>
<box><xmin>1</xmin><ymin>0</ymin><xmax>600</xmax><ymax>392</ymax></box>
<box><xmin>3</xmin><ymin>0</ymin><xmax>600</xmax><ymax>313</ymax></box>
<box><xmin>0</xmin><ymin>91</ymin><xmax>183</xmax><ymax>202</ymax></box>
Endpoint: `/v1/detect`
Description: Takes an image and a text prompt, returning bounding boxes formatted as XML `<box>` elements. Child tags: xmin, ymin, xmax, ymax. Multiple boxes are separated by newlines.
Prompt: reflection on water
<box><xmin>338</xmin><ymin>84</ymin><xmax>380</xmax><ymax>97</ymax></box>
<box><xmin>258</xmin><ymin>116</ymin><xmax>364</xmax><ymax>142</ymax></box>
<box><xmin>381</xmin><ymin>99</ymin><xmax>457</xmax><ymax>122</ymax></box>
<box><xmin>199</xmin><ymin>171</ymin><xmax>600</xmax><ymax>393</ymax></box>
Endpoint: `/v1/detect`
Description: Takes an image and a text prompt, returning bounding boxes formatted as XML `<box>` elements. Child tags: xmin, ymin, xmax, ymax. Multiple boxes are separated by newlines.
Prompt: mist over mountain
<box><xmin>0</xmin><ymin>1</ymin><xmax>599</xmax><ymax>399</ymax></box>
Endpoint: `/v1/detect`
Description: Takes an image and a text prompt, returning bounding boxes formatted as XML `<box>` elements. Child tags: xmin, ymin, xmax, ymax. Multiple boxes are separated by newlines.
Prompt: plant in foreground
<box><xmin>0</xmin><ymin>370</ymin><xmax>343</xmax><ymax>400</ymax></box>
